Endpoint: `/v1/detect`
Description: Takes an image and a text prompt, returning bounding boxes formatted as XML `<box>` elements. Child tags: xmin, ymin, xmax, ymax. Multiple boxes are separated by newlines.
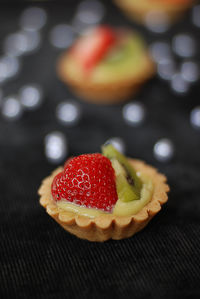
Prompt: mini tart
<box><xmin>38</xmin><ymin>159</ymin><xmax>169</xmax><ymax>242</ymax></box>
<box><xmin>57</xmin><ymin>31</ymin><xmax>155</xmax><ymax>104</ymax></box>
<box><xmin>114</xmin><ymin>0</ymin><xmax>194</xmax><ymax>25</ymax></box>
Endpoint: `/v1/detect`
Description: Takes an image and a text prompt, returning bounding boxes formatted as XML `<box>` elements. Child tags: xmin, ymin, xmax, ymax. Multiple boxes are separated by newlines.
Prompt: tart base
<box><xmin>38</xmin><ymin>159</ymin><xmax>169</xmax><ymax>242</ymax></box>
<box><xmin>57</xmin><ymin>53</ymin><xmax>155</xmax><ymax>104</ymax></box>
<box><xmin>114</xmin><ymin>0</ymin><xmax>194</xmax><ymax>25</ymax></box>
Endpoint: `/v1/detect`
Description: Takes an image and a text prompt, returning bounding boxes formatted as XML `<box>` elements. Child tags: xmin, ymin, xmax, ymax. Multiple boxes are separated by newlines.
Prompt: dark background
<box><xmin>1</xmin><ymin>1</ymin><xmax>200</xmax><ymax>298</ymax></box>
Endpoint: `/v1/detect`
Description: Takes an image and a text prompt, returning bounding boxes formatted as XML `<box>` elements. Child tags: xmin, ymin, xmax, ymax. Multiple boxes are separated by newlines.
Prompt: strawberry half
<box><xmin>51</xmin><ymin>153</ymin><xmax>118</xmax><ymax>212</ymax></box>
<box><xmin>71</xmin><ymin>26</ymin><xmax>117</xmax><ymax>72</ymax></box>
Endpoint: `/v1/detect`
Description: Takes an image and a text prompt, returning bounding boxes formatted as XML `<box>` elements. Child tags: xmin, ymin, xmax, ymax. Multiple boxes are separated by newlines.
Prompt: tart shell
<box><xmin>57</xmin><ymin>52</ymin><xmax>155</xmax><ymax>104</ymax></box>
<box><xmin>38</xmin><ymin>159</ymin><xmax>169</xmax><ymax>242</ymax></box>
<box><xmin>114</xmin><ymin>0</ymin><xmax>194</xmax><ymax>25</ymax></box>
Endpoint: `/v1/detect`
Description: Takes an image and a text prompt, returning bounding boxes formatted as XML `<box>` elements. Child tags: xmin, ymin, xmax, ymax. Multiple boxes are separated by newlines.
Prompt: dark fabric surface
<box><xmin>1</xmin><ymin>1</ymin><xmax>200</xmax><ymax>298</ymax></box>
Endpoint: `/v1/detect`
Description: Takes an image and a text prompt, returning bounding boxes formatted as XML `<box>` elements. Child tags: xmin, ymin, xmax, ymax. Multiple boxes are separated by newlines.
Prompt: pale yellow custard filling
<box><xmin>56</xmin><ymin>173</ymin><xmax>153</xmax><ymax>219</ymax></box>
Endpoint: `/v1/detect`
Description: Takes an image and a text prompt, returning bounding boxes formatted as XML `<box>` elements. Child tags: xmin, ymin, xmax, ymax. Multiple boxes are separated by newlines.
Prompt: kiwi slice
<box><xmin>102</xmin><ymin>144</ymin><xmax>142</xmax><ymax>200</ymax></box>
<box><xmin>111</xmin><ymin>159</ymin><xmax>138</xmax><ymax>202</ymax></box>
<box><xmin>103</xmin><ymin>41</ymin><xmax>131</xmax><ymax>65</ymax></box>
<box><xmin>91</xmin><ymin>35</ymin><xmax>146</xmax><ymax>84</ymax></box>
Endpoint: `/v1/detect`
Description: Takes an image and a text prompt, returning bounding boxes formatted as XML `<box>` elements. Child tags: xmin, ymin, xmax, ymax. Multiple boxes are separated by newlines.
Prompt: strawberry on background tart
<box><xmin>114</xmin><ymin>0</ymin><xmax>195</xmax><ymax>25</ymax></box>
<box><xmin>38</xmin><ymin>144</ymin><xmax>169</xmax><ymax>242</ymax></box>
<box><xmin>57</xmin><ymin>25</ymin><xmax>155</xmax><ymax>104</ymax></box>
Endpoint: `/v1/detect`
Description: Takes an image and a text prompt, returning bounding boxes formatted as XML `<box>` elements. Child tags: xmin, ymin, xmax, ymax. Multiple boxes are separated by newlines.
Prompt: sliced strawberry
<box><xmin>71</xmin><ymin>26</ymin><xmax>117</xmax><ymax>72</ymax></box>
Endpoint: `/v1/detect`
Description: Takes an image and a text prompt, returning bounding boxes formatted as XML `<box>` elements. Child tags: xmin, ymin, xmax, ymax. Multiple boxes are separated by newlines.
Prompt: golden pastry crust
<box><xmin>57</xmin><ymin>51</ymin><xmax>155</xmax><ymax>104</ymax></box>
<box><xmin>38</xmin><ymin>159</ymin><xmax>169</xmax><ymax>242</ymax></box>
<box><xmin>114</xmin><ymin>0</ymin><xmax>194</xmax><ymax>24</ymax></box>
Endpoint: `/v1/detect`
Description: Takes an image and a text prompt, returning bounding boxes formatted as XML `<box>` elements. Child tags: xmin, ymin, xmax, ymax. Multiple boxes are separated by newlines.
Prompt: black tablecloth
<box><xmin>1</xmin><ymin>1</ymin><xmax>200</xmax><ymax>298</ymax></box>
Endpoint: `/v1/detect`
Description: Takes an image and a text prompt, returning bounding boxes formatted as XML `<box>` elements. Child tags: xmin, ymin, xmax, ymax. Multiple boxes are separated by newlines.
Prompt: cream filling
<box><xmin>113</xmin><ymin>174</ymin><xmax>153</xmax><ymax>216</ymax></box>
<box><xmin>56</xmin><ymin>173</ymin><xmax>153</xmax><ymax>219</ymax></box>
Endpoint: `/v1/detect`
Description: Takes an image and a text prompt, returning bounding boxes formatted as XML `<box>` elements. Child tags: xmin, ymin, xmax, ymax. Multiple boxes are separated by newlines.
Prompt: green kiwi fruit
<box><xmin>111</xmin><ymin>159</ymin><xmax>138</xmax><ymax>202</ymax></box>
<box><xmin>102</xmin><ymin>144</ymin><xmax>142</xmax><ymax>201</ymax></box>
<box><xmin>92</xmin><ymin>35</ymin><xmax>145</xmax><ymax>83</ymax></box>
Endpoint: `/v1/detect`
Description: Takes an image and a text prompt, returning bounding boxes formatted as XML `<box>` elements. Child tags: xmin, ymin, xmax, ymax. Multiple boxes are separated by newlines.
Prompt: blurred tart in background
<box><xmin>114</xmin><ymin>0</ymin><xmax>195</xmax><ymax>26</ymax></box>
<box><xmin>57</xmin><ymin>26</ymin><xmax>155</xmax><ymax>104</ymax></box>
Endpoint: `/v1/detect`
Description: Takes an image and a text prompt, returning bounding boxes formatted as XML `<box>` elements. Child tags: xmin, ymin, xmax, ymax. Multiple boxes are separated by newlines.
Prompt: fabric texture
<box><xmin>0</xmin><ymin>1</ymin><xmax>200</xmax><ymax>298</ymax></box>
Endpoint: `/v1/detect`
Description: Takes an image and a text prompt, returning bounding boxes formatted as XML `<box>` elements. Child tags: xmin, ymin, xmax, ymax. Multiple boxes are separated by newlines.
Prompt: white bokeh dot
<box><xmin>72</xmin><ymin>0</ymin><xmax>105</xmax><ymax>34</ymax></box>
<box><xmin>157</xmin><ymin>58</ymin><xmax>176</xmax><ymax>81</ymax></box>
<box><xmin>154</xmin><ymin>138</ymin><xmax>174</xmax><ymax>162</ymax></box>
<box><xmin>145</xmin><ymin>11</ymin><xmax>170</xmax><ymax>33</ymax></box>
<box><xmin>0</xmin><ymin>89</ymin><xmax>3</xmax><ymax>106</ymax></box>
<box><xmin>4</xmin><ymin>31</ymin><xmax>41</xmax><ymax>57</ymax></box>
<box><xmin>56</xmin><ymin>101</ymin><xmax>81</xmax><ymax>126</ymax></box>
<box><xmin>49</xmin><ymin>24</ymin><xmax>75</xmax><ymax>49</ymax></box>
<box><xmin>122</xmin><ymin>102</ymin><xmax>146</xmax><ymax>127</ymax></box>
<box><xmin>19</xmin><ymin>84</ymin><xmax>43</xmax><ymax>110</ymax></box>
<box><xmin>192</xmin><ymin>5</ymin><xmax>200</xmax><ymax>28</ymax></box>
<box><xmin>45</xmin><ymin>131</ymin><xmax>68</xmax><ymax>164</ymax></box>
<box><xmin>20</xmin><ymin>7</ymin><xmax>47</xmax><ymax>31</ymax></box>
<box><xmin>104</xmin><ymin>137</ymin><xmax>125</xmax><ymax>154</ymax></box>
<box><xmin>172</xmin><ymin>34</ymin><xmax>196</xmax><ymax>58</ymax></box>
<box><xmin>1</xmin><ymin>95</ymin><xmax>23</xmax><ymax>121</ymax></box>
<box><xmin>0</xmin><ymin>56</ymin><xmax>20</xmax><ymax>84</ymax></box>
<box><xmin>75</xmin><ymin>0</ymin><xmax>105</xmax><ymax>25</ymax></box>
<box><xmin>150</xmin><ymin>41</ymin><xmax>172</xmax><ymax>63</ymax></box>
<box><xmin>190</xmin><ymin>107</ymin><xmax>200</xmax><ymax>130</ymax></box>
<box><xmin>170</xmin><ymin>73</ymin><xmax>190</xmax><ymax>95</ymax></box>
<box><xmin>180</xmin><ymin>61</ymin><xmax>199</xmax><ymax>83</ymax></box>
